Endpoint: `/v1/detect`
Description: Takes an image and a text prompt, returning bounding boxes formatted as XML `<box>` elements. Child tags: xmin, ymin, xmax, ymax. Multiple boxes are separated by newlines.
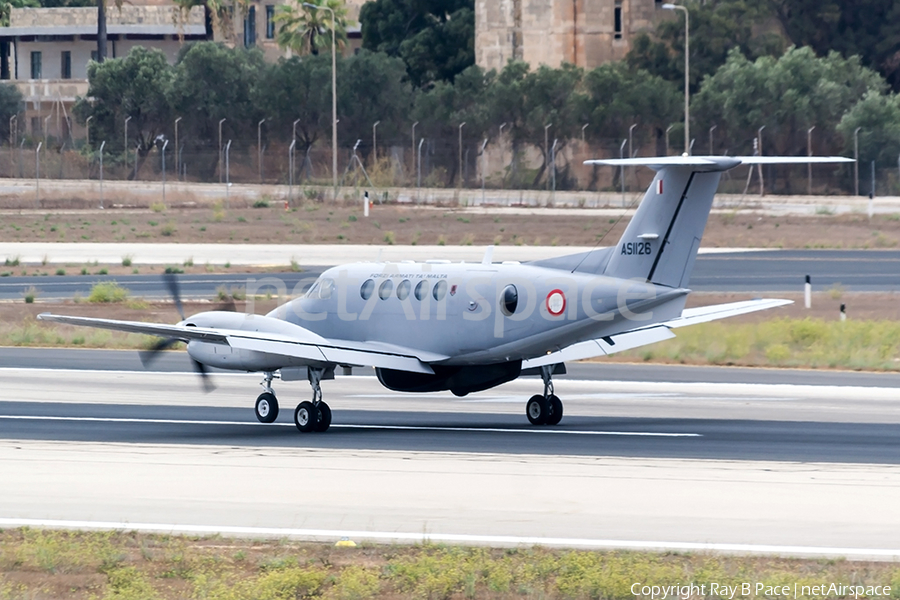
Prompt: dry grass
<box><xmin>0</xmin><ymin>528</ymin><xmax>899</xmax><ymax>600</ymax></box>
<box><xmin>2</xmin><ymin>205</ymin><xmax>900</xmax><ymax>248</ymax></box>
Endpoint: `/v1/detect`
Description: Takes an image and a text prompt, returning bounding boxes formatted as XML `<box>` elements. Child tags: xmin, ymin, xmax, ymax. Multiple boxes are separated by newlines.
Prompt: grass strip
<box><xmin>1</xmin><ymin>529</ymin><xmax>899</xmax><ymax>600</ymax></box>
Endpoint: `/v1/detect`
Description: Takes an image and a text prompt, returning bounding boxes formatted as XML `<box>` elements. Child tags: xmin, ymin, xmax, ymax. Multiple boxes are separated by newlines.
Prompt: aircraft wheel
<box><xmin>315</xmin><ymin>402</ymin><xmax>332</xmax><ymax>432</ymax></box>
<box><xmin>546</xmin><ymin>395</ymin><xmax>563</xmax><ymax>425</ymax></box>
<box><xmin>294</xmin><ymin>401</ymin><xmax>319</xmax><ymax>433</ymax></box>
<box><xmin>526</xmin><ymin>395</ymin><xmax>548</xmax><ymax>425</ymax></box>
<box><xmin>255</xmin><ymin>392</ymin><xmax>279</xmax><ymax>423</ymax></box>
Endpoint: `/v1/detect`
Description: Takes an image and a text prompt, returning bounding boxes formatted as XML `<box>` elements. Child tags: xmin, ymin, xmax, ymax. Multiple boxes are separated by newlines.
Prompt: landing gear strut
<box><xmin>526</xmin><ymin>365</ymin><xmax>563</xmax><ymax>426</ymax></box>
<box><xmin>293</xmin><ymin>367</ymin><xmax>332</xmax><ymax>433</ymax></box>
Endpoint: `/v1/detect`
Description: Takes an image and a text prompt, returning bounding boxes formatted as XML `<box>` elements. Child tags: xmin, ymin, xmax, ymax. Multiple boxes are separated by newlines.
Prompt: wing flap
<box><xmin>522</xmin><ymin>327</ymin><xmax>675</xmax><ymax>368</ymax></box>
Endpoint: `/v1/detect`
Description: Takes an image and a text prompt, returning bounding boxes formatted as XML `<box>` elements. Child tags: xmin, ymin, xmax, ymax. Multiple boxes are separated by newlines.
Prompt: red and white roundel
<box><xmin>546</xmin><ymin>289</ymin><xmax>566</xmax><ymax>316</ymax></box>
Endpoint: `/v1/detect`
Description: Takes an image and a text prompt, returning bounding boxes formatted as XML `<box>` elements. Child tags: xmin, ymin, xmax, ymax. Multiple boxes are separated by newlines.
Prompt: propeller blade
<box><xmin>163</xmin><ymin>272</ymin><xmax>185</xmax><ymax>320</ymax></box>
<box><xmin>139</xmin><ymin>337</ymin><xmax>180</xmax><ymax>367</ymax></box>
<box><xmin>192</xmin><ymin>359</ymin><xmax>216</xmax><ymax>393</ymax></box>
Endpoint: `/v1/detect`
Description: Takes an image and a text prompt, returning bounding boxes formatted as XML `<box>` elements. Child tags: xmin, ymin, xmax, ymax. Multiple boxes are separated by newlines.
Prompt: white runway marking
<box><xmin>0</xmin><ymin>517</ymin><xmax>896</xmax><ymax>559</ymax></box>
<box><xmin>0</xmin><ymin>414</ymin><xmax>700</xmax><ymax>437</ymax></box>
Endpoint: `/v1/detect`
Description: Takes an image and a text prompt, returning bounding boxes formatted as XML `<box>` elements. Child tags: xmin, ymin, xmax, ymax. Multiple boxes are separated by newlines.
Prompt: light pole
<box><xmin>218</xmin><ymin>118</ymin><xmax>226</xmax><ymax>183</ymax></box>
<box><xmin>85</xmin><ymin>115</ymin><xmax>93</xmax><ymax>148</ymax></box>
<box><xmin>411</xmin><ymin>121</ymin><xmax>418</xmax><ymax>183</ymax></box>
<box><xmin>458</xmin><ymin>122</ymin><xmax>466</xmax><ymax>189</ymax></box>
<box><xmin>174</xmin><ymin>117</ymin><xmax>182</xmax><ymax>181</ymax></box>
<box><xmin>854</xmin><ymin>126</ymin><xmax>861</xmax><ymax>196</ymax></box>
<box><xmin>124</xmin><ymin>115</ymin><xmax>131</xmax><ymax>172</ymax></box>
<box><xmin>417</xmin><ymin>137</ymin><xmax>425</xmax><ymax>191</ymax></box>
<box><xmin>758</xmin><ymin>125</ymin><xmax>765</xmax><ymax>196</ymax></box>
<box><xmin>581</xmin><ymin>123</ymin><xmax>589</xmax><ymax>142</ymax></box>
<box><xmin>807</xmin><ymin>125</ymin><xmax>815</xmax><ymax>195</ymax></box>
<box><xmin>303</xmin><ymin>2</ymin><xmax>337</xmax><ymax>199</ymax></box>
<box><xmin>619</xmin><ymin>138</ymin><xmax>627</xmax><ymax>206</ymax></box>
<box><xmin>289</xmin><ymin>139</ymin><xmax>296</xmax><ymax>205</ymax></box>
<box><xmin>372</xmin><ymin>120</ymin><xmax>380</xmax><ymax>163</ymax></box>
<box><xmin>709</xmin><ymin>124</ymin><xmax>716</xmax><ymax>155</ymax></box>
<box><xmin>35</xmin><ymin>142</ymin><xmax>41</xmax><ymax>207</ymax></box>
<box><xmin>99</xmin><ymin>140</ymin><xmax>105</xmax><ymax>209</ymax></box>
<box><xmin>258</xmin><ymin>118</ymin><xmax>266</xmax><ymax>182</ymax></box>
<box><xmin>544</xmin><ymin>123</ymin><xmax>552</xmax><ymax>190</ymax></box>
<box><xmin>44</xmin><ymin>114</ymin><xmax>51</xmax><ymax>145</ymax></box>
<box><xmin>9</xmin><ymin>114</ymin><xmax>16</xmax><ymax>148</ymax></box>
<box><xmin>499</xmin><ymin>123</ymin><xmax>507</xmax><ymax>137</ymax></box>
<box><xmin>665</xmin><ymin>124</ymin><xmax>674</xmax><ymax>156</ymax></box>
<box><xmin>663</xmin><ymin>3</ymin><xmax>689</xmax><ymax>155</ymax></box>
<box><xmin>161</xmin><ymin>139</ymin><xmax>168</xmax><ymax>204</ymax></box>
<box><xmin>293</xmin><ymin>118</ymin><xmax>300</xmax><ymax>184</ymax></box>
<box><xmin>225</xmin><ymin>139</ymin><xmax>232</xmax><ymax>207</ymax></box>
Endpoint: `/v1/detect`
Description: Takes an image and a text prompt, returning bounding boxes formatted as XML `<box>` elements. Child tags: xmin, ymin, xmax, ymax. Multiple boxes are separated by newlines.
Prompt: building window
<box><xmin>244</xmin><ymin>6</ymin><xmax>257</xmax><ymax>47</ymax></box>
<box><xmin>614</xmin><ymin>2</ymin><xmax>623</xmax><ymax>39</ymax></box>
<box><xmin>61</xmin><ymin>51</ymin><xmax>71</xmax><ymax>79</ymax></box>
<box><xmin>266</xmin><ymin>5</ymin><xmax>275</xmax><ymax>39</ymax></box>
<box><xmin>30</xmin><ymin>51</ymin><xmax>41</xmax><ymax>79</ymax></box>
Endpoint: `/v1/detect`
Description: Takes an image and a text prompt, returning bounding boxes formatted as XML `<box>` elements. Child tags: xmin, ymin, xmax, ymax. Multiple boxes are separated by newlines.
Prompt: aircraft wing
<box><xmin>36</xmin><ymin>313</ymin><xmax>440</xmax><ymax>374</ymax></box>
<box><xmin>521</xmin><ymin>298</ymin><xmax>791</xmax><ymax>368</ymax></box>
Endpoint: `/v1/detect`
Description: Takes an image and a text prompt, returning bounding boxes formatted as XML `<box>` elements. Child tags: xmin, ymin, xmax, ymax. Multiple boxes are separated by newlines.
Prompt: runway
<box><xmin>1</xmin><ymin>354</ymin><xmax>899</xmax><ymax>554</ymax></box>
<box><xmin>2</xmin><ymin>250</ymin><xmax>900</xmax><ymax>300</ymax></box>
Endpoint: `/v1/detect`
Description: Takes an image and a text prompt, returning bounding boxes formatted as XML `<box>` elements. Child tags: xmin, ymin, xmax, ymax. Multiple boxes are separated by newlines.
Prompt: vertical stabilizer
<box><xmin>603</xmin><ymin>165</ymin><xmax>722</xmax><ymax>287</ymax></box>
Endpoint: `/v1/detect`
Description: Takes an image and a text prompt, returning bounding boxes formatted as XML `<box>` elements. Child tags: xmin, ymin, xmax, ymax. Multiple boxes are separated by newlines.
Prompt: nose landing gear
<box><xmin>525</xmin><ymin>365</ymin><xmax>563</xmax><ymax>426</ymax></box>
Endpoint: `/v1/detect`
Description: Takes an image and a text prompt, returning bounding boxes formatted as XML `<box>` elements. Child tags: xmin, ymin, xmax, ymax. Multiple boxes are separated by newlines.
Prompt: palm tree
<box><xmin>273</xmin><ymin>0</ymin><xmax>350</xmax><ymax>56</ymax></box>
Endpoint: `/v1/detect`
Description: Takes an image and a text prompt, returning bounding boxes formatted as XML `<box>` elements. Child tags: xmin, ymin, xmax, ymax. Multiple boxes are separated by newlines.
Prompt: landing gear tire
<box><xmin>255</xmin><ymin>392</ymin><xmax>279</xmax><ymax>423</ymax></box>
<box><xmin>294</xmin><ymin>401</ymin><xmax>319</xmax><ymax>433</ymax></box>
<box><xmin>526</xmin><ymin>395</ymin><xmax>549</xmax><ymax>425</ymax></box>
<box><xmin>546</xmin><ymin>394</ymin><xmax>563</xmax><ymax>425</ymax></box>
<box><xmin>315</xmin><ymin>401</ymin><xmax>332</xmax><ymax>432</ymax></box>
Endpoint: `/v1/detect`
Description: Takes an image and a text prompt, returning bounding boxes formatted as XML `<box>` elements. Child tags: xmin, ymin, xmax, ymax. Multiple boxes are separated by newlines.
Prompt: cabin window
<box><xmin>414</xmin><ymin>280</ymin><xmax>428</xmax><ymax>300</ymax></box>
<box><xmin>396</xmin><ymin>279</ymin><xmax>411</xmax><ymax>300</ymax></box>
<box><xmin>432</xmin><ymin>280</ymin><xmax>448</xmax><ymax>301</ymax></box>
<box><xmin>500</xmin><ymin>284</ymin><xmax>518</xmax><ymax>315</ymax></box>
<box><xmin>360</xmin><ymin>279</ymin><xmax>374</xmax><ymax>300</ymax></box>
<box><xmin>378</xmin><ymin>279</ymin><xmax>394</xmax><ymax>300</ymax></box>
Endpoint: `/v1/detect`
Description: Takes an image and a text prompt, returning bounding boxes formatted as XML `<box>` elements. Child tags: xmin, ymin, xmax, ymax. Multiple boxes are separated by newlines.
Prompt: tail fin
<box><xmin>587</xmin><ymin>155</ymin><xmax>852</xmax><ymax>288</ymax></box>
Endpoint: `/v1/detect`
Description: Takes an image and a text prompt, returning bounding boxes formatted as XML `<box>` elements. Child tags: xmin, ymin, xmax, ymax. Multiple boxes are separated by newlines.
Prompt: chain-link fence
<box><xmin>3</xmin><ymin>133</ymin><xmax>894</xmax><ymax>198</ymax></box>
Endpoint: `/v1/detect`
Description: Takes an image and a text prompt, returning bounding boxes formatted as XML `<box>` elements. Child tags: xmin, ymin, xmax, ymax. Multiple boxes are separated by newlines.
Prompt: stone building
<box><xmin>0</xmin><ymin>4</ymin><xmax>207</xmax><ymax>139</ymax></box>
<box><xmin>476</xmin><ymin>0</ymin><xmax>665</xmax><ymax>71</ymax></box>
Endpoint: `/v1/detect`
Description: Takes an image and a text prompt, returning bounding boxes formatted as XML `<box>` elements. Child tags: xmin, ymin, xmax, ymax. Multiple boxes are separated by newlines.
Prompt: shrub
<box><xmin>88</xmin><ymin>282</ymin><xmax>129</xmax><ymax>303</ymax></box>
<box><xmin>150</xmin><ymin>202</ymin><xmax>166</xmax><ymax>213</ymax></box>
<box><xmin>121</xmin><ymin>255</ymin><xmax>133</xmax><ymax>267</ymax></box>
<box><xmin>253</xmin><ymin>199</ymin><xmax>270</xmax><ymax>208</ymax></box>
<box><xmin>23</xmin><ymin>286</ymin><xmax>37</xmax><ymax>303</ymax></box>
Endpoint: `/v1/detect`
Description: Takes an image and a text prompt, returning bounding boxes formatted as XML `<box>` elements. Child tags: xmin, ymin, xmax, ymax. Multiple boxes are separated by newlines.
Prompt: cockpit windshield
<box><xmin>304</xmin><ymin>277</ymin><xmax>335</xmax><ymax>300</ymax></box>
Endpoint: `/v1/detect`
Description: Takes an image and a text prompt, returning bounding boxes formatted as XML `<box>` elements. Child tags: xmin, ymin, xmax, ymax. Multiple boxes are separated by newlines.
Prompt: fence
<box><xmin>2</xmin><ymin>134</ymin><xmax>894</xmax><ymax>198</ymax></box>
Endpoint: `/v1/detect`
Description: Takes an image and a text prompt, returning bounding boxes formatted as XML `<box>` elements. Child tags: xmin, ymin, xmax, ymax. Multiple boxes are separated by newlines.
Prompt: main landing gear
<box><xmin>253</xmin><ymin>369</ymin><xmax>332</xmax><ymax>433</ymax></box>
<box><xmin>525</xmin><ymin>365</ymin><xmax>563</xmax><ymax>426</ymax></box>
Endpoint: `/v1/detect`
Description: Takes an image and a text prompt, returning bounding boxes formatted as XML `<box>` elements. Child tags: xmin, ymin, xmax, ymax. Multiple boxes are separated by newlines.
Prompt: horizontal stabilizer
<box><xmin>585</xmin><ymin>155</ymin><xmax>852</xmax><ymax>171</ymax></box>
<box><xmin>658</xmin><ymin>298</ymin><xmax>793</xmax><ymax>329</ymax></box>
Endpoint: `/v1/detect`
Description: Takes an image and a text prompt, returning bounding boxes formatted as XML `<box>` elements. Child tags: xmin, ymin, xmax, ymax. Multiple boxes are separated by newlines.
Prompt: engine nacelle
<box><xmin>183</xmin><ymin>311</ymin><xmax>329</xmax><ymax>372</ymax></box>
<box><xmin>376</xmin><ymin>361</ymin><xmax>522</xmax><ymax>397</ymax></box>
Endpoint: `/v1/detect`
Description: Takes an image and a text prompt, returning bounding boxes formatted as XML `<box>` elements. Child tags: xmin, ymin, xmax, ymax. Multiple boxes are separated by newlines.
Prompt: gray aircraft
<box><xmin>39</xmin><ymin>155</ymin><xmax>851</xmax><ymax>432</ymax></box>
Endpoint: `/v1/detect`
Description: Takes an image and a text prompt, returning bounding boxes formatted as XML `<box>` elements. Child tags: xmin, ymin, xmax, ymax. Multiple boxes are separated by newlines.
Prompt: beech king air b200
<box><xmin>38</xmin><ymin>155</ymin><xmax>852</xmax><ymax>433</ymax></box>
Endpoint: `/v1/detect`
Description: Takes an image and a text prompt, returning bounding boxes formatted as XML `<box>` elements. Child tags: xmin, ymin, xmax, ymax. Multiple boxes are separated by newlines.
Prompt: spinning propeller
<box><xmin>138</xmin><ymin>272</ymin><xmax>228</xmax><ymax>393</ymax></box>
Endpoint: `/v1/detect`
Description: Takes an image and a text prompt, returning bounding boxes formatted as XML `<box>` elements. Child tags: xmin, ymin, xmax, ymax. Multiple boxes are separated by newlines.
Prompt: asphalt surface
<box><xmin>3</xmin><ymin>250</ymin><xmax>900</xmax><ymax>300</ymax></box>
<box><xmin>1</xmin><ymin>355</ymin><xmax>898</xmax><ymax>463</ymax></box>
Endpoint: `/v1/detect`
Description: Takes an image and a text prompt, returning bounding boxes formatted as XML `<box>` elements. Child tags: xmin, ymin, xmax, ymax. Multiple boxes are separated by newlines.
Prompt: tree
<box><xmin>168</xmin><ymin>42</ymin><xmax>266</xmax><ymax>176</ymax></box>
<box><xmin>626</xmin><ymin>0</ymin><xmax>782</xmax><ymax>92</ymax></box>
<box><xmin>255</xmin><ymin>54</ymin><xmax>334</xmax><ymax>154</ymax></box>
<box><xmin>837</xmin><ymin>90</ymin><xmax>900</xmax><ymax>168</ymax></box>
<box><xmin>273</xmin><ymin>0</ymin><xmax>350</xmax><ymax>56</ymax></box>
<box><xmin>0</xmin><ymin>83</ymin><xmax>23</xmax><ymax>142</ymax></box>
<box><xmin>74</xmin><ymin>46</ymin><xmax>174</xmax><ymax>158</ymax></box>
<box><xmin>768</xmin><ymin>0</ymin><xmax>900</xmax><ymax>90</ymax></box>
<box><xmin>693</xmin><ymin>46</ymin><xmax>885</xmax><ymax>157</ymax></box>
<box><xmin>412</xmin><ymin>63</ymin><xmax>491</xmax><ymax>184</ymax></box>
<box><xmin>336</xmin><ymin>50</ymin><xmax>415</xmax><ymax>152</ymax></box>
<box><xmin>359</xmin><ymin>0</ymin><xmax>474</xmax><ymax>87</ymax></box>
<box><xmin>577</xmin><ymin>62</ymin><xmax>681</xmax><ymax>153</ymax></box>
